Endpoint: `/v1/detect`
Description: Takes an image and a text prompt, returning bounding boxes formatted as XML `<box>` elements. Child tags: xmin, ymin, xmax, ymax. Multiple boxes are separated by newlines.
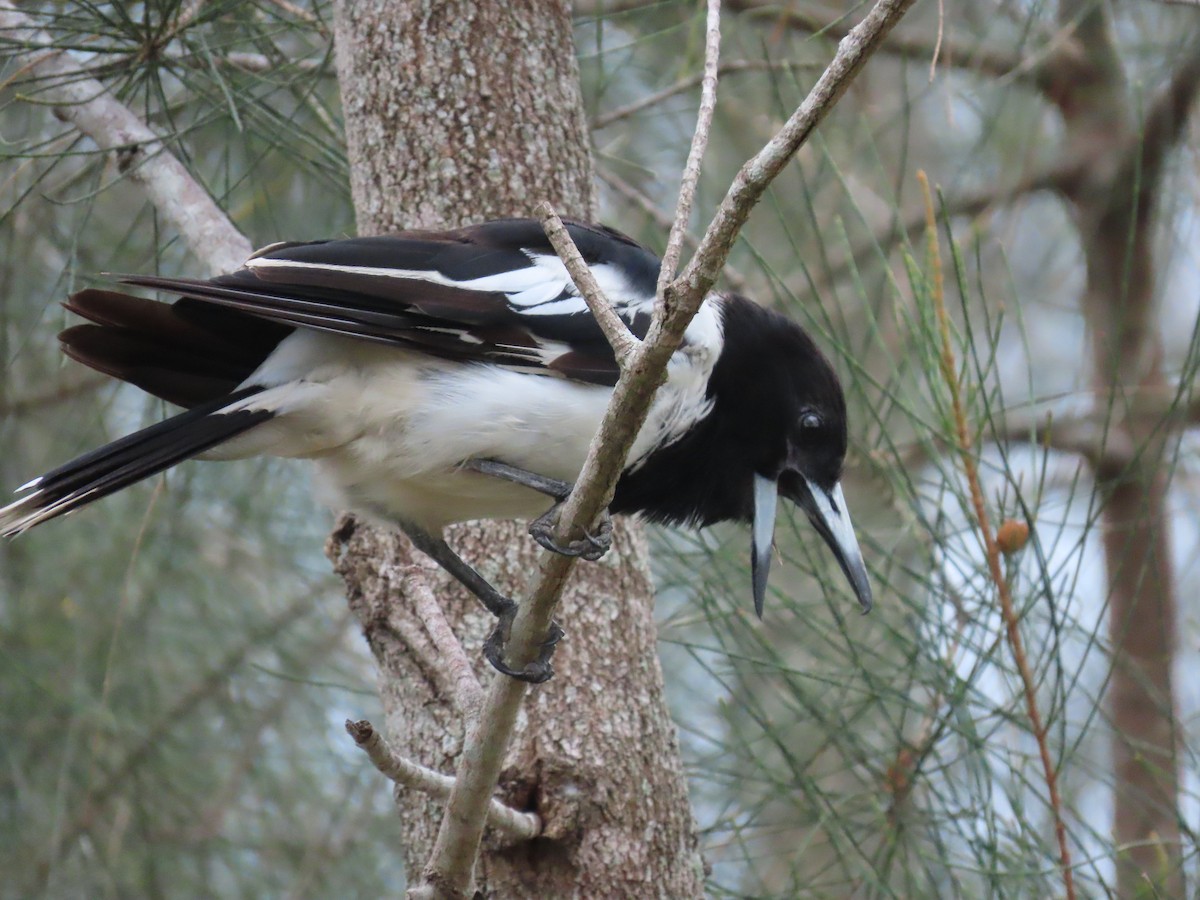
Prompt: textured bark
<box><xmin>329</xmin><ymin>2</ymin><xmax>703</xmax><ymax>896</ymax></box>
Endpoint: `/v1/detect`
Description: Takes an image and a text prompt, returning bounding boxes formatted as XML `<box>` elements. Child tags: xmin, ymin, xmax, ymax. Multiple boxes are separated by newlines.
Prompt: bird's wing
<box><xmin>120</xmin><ymin>219</ymin><xmax>661</xmax><ymax>387</ymax></box>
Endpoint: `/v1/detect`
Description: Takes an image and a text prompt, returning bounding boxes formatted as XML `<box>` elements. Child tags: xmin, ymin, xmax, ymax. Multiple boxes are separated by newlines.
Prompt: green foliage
<box><xmin>1</xmin><ymin>3</ymin><xmax>397</xmax><ymax>897</ymax></box>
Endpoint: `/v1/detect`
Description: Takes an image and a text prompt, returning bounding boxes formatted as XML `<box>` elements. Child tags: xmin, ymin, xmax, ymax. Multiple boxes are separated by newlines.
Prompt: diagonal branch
<box><xmin>1115</xmin><ymin>40</ymin><xmax>1200</xmax><ymax>216</ymax></box>
<box><xmin>403</xmin><ymin>561</ymin><xmax>485</xmax><ymax>717</ymax></box>
<box><xmin>538</xmin><ymin>207</ymin><xmax>641</xmax><ymax>367</ymax></box>
<box><xmin>812</xmin><ymin>160</ymin><xmax>1082</xmax><ymax>291</ymax></box>
<box><xmin>0</xmin><ymin>1</ymin><xmax>251</xmax><ymax>275</ymax></box>
<box><xmin>591</xmin><ymin>59</ymin><xmax>817</xmax><ymax>130</ymax></box>
<box><xmin>416</xmin><ymin>0</ymin><xmax>919</xmax><ymax>894</ymax></box>
<box><xmin>674</xmin><ymin>0</ymin><xmax>920</xmax><ymax>313</ymax></box>
<box><xmin>597</xmin><ymin>168</ymin><xmax>749</xmax><ymax>293</ymax></box>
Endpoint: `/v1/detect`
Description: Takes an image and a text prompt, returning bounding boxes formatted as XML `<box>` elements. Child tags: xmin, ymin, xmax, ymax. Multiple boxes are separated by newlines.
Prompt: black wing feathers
<box><xmin>61</xmin><ymin>289</ymin><xmax>289</xmax><ymax>407</ymax></box>
<box><xmin>60</xmin><ymin>219</ymin><xmax>659</xmax><ymax>409</ymax></box>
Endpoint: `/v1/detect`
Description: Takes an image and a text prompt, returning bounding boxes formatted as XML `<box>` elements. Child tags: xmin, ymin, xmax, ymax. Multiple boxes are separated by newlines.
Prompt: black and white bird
<box><xmin>0</xmin><ymin>218</ymin><xmax>871</xmax><ymax>681</ymax></box>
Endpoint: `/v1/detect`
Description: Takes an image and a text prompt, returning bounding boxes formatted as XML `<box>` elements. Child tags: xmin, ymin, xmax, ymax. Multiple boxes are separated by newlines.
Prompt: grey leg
<box><xmin>461</xmin><ymin>457</ymin><xmax>614</xmax><ymax>561</ymax></box>
<box><xmin>399</xmin><ymin>521</ymin><xmax>564</xmax><ymax>684</ymax></box>
<box><xmin>462</xmin><ymin>458</ymin><xmax>571</xmax><ymax>500</ymax></box>
<box><xmin>400</xmin><ymin>522</ymin><xmax>512</xmax><ymax>617</ymax></box>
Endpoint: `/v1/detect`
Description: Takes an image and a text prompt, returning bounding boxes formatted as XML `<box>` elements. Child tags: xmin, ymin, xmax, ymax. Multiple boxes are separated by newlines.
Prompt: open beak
<box><xmin>752</xmin><ymin>473</ymin><xmax>873</xmax><ymax>617</ymax></box>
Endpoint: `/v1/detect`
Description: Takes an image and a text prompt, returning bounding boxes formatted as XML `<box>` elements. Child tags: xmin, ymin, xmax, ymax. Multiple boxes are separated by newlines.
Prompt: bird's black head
<box><xmin>609</xmin><ymin>293</ymin><xmax>871</xmax><ymax>616</ymax></box>
<box><xmin>714</xmin><ymin>295</ymin><xmax>872</xmax><ymax>619</ymax></box>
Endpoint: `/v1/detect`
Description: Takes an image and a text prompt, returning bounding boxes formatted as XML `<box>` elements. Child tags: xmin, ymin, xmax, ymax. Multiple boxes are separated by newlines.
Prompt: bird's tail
<box><xmin>0</xmin><ymin>386</ymin><xmax>273</xmax><ymax>536</ymax></box>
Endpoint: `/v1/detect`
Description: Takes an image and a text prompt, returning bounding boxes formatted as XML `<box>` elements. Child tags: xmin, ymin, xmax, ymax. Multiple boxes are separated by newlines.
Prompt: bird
<box><xmin>0</xmin><ymin>217</ymin><xmax>871</xmax><ymax>682</ymax></box>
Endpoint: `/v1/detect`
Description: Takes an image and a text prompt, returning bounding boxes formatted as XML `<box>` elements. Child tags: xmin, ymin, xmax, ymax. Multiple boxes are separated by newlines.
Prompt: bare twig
<box><xmin>657</xmin><ymin>0</ymin><xmax>722</xmax><ymax>298</ymax></box>
<box><xmin>537</xmin><ymin>205</ymin><xmax>641</xmax><ymax>367</ymax></box>
<box><xmin>674</xmin><ymin>0</ymin><xmax>920</xmax><ymax>309</ymax></box>
<box><xmin>597</xmin><ymin>168</ymin><xmax>749</xmax><ymax>293</ymax></box>
<box><xmin>345</xmin><ymin>720</ymin><xmax>540</xmax><ymax>844</ymax></box>
<box><xmin>167</xmin><ymin>49</ymin><xmax>330</xmax><ymax>74</ymax></box>
<box><xmin>592</xmin><ymin>59</ymin><xmax>815</xmax><ymax>130</ymax></box>
<box><xmin>0</xmin><ymin>1</ymin><xmax>251</xmax><ymax>275</ymax></box>
<box><xmin>929</xmin><ymin>0</ymin><xmax>945</xmax><ymax>81</ymax></box>
<box><xmin>363</xmin><ymin>563</ymin><xmax>481</xmax><ymax>719</ymax></box>
<box><xmin>264</xmin><ymin>0</ymin><xmax>327</xmax><ymax>31</ymax></box>
<box><xmin>870</xmin><ymin>376</ymin><xmax>1200</xmax><ymax>487</ymax></box>
<box><xmin>919</xmin><ymin>171</ymin><xmax>1075</xmax><ymax>900</ymax></box>
<box><xmin>418</xmin><ymin>0</ymin><xmax>919</xmax><ymax>894</ymax></box>
<box><xmin>728</xmin><ymin>0</ymin><xmax>1039</xmax><ymax>85</ymax></box>
<box><xmin>0</xmin><ymin>373</ymin><xmax>107</xmax><ymax>416</ymax></box>
<box><xmin>808</xmin><ymin>160</ymin><xmax>1079</xmax><ymax>294</ymax></box>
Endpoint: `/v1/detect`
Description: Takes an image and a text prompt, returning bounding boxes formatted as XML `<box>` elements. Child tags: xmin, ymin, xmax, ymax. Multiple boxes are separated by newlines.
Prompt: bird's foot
<box><xmin>529</xmin><ymin>504</ymin><xmax>613</xmax><ymax>561</ymax></box>
<box><xmin>483</xmin><ymin>602</ymin><xmax>565</xmax><ymax>684</ymax></box>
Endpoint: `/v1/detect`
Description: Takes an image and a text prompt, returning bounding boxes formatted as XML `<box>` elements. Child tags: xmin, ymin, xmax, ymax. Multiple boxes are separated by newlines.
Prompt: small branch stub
<box><xmin>536</xmin><ymin>201</ymin><xmax>641</xmax><ymax>368</ymax></box>
<box><xmin>344</xmin><ymin>719</ymin><xmax>541</xmax><ymax>844</ymax></box>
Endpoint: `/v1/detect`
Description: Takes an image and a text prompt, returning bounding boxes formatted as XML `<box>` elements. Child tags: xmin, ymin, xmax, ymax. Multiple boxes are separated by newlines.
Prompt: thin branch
<box><xmin>0</xmin><ymin>1</ymin><xmax>251</xmax><ymax>275</ymax></box>
<box><xmin>1115</xmin><ymin>42</ymin><xmax>1200</xmax><ymax>212</ymax></box>
<box><xmin>364</xmin><ymin>563</ymin><xmax>481</xmax><ymax>720</ymax></box>
<box><xmin>657</xmin><ymin>0</ymin><xmax>721</xmax><ymax>298</ymax></box>
<box><xmin>919</xmin><ymin>171</ymin><xmax>1075</xmax><ymax>900</ymax></box>
<box><xmin>167</xmin><ymin>49</ymin><xmax>330</xmax><ymax>74</ymax></box>
<box><xmin>597</xmin><ymin>168</ymin><xmax>749</xmax><ymax>293</ymax></box>
<box><xmin>417</xmin><ymin>0</ymin><xmax>919</xmax><ymax>894</ymax></box>
<box><xmin>592</xmin><ymin>59</ymin><xmax>816</xmax><ymax>130</ymax></box>
<box><xmin>537</xmin><ymin>205</ymin><xmax>641</xmax><ymax>367</ymax></box>
<box><xmin>674</xmin><ymin>0</ymin><xmax>920</xmax><ymax>311</ymax></box>
<box><xmin>0</xmin><ymin>373</ymin><xmax>107</xmax><ymax>416</ymax></box>
<box><xmin>929</xmin><ymin>0</ymin><xmax>945</xmax><ymax>81</ymax></box>
<box><xmin>728</xmin><ymin>0</ymin><xmax>1036</xmax><ymax>84</ymax></box>
<box><xmin>995</xmin><ymin>410</ymin><xmax>1136</xmax><ymax>476</ymax></box>
<box><xmin>873</xmin><ymin>377</ymin><xmax>1200</xmax><ymax>485</ymax></box>
<box><xmin>264</xmin><ymin>0</ymin><xmax>328</xmax><ymax>32</ymax></box>
<box><xmin>344</xmin><ymin>720</ymin><xmax>540</xmax><ymax>844</ymax></box>
<box><xmin>811</xmin><ymin>160</ymin><xmax>1080</xmax><ymax>292</ymax></box>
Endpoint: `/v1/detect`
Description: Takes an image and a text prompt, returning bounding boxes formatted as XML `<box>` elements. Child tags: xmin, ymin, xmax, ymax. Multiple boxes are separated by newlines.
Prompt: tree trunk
<box><xmin>1049</xmin><ymin>3</ymin><xmax>1192</xmax><ymax>893</ymax></box>
<box><xmin>328</xmin><ymin>2</ymin><xmax>704</xmax><ymax>895</ymax></box>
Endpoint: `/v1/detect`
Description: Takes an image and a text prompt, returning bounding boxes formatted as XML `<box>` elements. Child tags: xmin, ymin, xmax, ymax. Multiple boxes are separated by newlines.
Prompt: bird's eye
<box><xmin>800</xmin><ymin>412</ymin><xmax>822</xmax><ymax>430</ymax></box>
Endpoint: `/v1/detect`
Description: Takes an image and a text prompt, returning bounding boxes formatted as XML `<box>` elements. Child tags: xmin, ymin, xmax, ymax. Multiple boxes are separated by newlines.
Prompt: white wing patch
<box><xmin>244</xmin><ymin>253</ymin><xmax>652</xmax><ymax>322</ymax></box>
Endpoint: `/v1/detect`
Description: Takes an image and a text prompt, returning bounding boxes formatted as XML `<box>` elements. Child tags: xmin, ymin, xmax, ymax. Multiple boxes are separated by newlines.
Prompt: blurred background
<box><xmin>3</xmin><ymin>0</ymin><xmax>1200</xmax><ymax>896</ymax></box>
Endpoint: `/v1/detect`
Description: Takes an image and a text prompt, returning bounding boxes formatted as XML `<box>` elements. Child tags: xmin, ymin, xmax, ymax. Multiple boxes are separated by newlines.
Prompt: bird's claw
<box><xmin>529</xmin><ymin>507</ymin><xmax>613</xmax><ymax>561</ymax></box>
<box><xmin>482</xmin><ymin>603</ymin><xmax>565</xmax><ymax>684</ymax></box>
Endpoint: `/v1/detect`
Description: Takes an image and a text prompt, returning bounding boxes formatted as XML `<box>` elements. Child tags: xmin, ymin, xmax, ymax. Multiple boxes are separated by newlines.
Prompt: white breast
<box><xmin>212</xmin><ymin>296</ymin><xmax>728</xmax><ymax>531</ymax></box>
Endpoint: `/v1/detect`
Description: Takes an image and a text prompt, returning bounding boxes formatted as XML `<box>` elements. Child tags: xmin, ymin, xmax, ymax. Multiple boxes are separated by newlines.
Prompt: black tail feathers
<box><xmin>0</xmin><ymin>387</ymin><xmax>272</xmax><ymax>536</ymax></box>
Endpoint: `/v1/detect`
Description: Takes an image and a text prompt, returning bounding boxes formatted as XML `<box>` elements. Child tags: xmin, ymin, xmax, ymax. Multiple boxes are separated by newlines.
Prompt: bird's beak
<box><xmin>752</xmin><ymin>474</ymin><xmax>778</xmax><ymax>618</ymax></box>
<box><xmin>754</xmin><ymin>474</ymin><xmax>873</xmax><ymax>617</ymax></box>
